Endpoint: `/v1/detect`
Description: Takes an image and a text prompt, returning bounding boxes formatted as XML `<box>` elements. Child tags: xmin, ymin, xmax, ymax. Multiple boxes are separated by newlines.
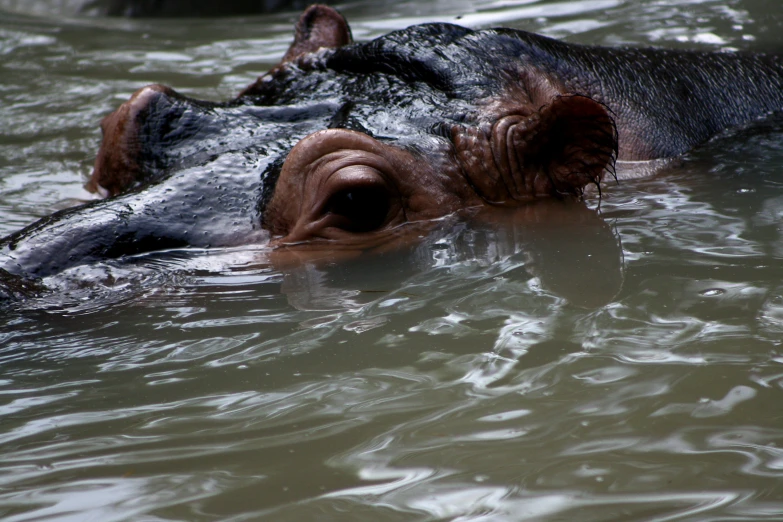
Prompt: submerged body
<box><xmin>2</xmin><ymin>5</ymin><xmax>783</xmax><ymax>292</ymax></box>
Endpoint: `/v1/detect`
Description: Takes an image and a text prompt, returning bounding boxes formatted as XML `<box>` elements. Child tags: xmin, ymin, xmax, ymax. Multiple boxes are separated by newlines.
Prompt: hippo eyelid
<box><xmin>264</xmin><ymin>128</ymin><xmax>417</xmax><ymax>241</ymax></box>
<box><xmin>318</xmin><ymin>165</ymin><xmax>398</xmax><ymax>220</ymax></box>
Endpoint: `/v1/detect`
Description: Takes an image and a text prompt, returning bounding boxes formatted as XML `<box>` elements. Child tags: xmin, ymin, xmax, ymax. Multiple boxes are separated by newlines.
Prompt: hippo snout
<box><xmin>0</xmin><ymin>199</ymin><xmax>186</xmax><ymax>279</ymax></box>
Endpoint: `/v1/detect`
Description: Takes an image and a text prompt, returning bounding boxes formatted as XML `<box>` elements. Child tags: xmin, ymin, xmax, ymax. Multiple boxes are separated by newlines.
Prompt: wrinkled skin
<box><xmin>3</xmin><ymin>4</ymin><xmax>783</xmax><ymax>295</ymax></box>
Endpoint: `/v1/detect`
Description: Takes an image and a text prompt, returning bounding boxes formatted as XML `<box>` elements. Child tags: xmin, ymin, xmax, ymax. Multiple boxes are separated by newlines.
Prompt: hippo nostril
<box><xmin>88</xmin><ymin>84</ymin><xmax>177</xmax><ymax>197</ymax></box>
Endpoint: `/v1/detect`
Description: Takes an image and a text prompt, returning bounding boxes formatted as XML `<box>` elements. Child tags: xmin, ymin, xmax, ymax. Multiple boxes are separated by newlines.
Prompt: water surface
<box><xmin>2</xmin><ymin>0</ymin><xmax>783</xmax><ymax>520</ymax></box>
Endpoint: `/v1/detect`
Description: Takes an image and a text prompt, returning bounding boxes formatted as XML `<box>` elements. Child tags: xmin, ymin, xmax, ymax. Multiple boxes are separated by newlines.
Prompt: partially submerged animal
<box><xmin>3</xmin><ymin>4</ymin><xmax>783</xmax><ymax>292</ymax></box>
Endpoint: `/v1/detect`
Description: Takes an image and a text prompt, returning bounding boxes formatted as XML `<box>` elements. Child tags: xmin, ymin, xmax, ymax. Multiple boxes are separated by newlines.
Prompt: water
<box><xmin>2</xmin><ymin>0</ymin><xmax>783</xmax><ymax>520</ymax></box>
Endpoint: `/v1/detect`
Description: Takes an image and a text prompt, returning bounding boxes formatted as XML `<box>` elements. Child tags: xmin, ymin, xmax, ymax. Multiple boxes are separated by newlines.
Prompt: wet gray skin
<box><xmin>2</xmin><ymin>4</ymin><xmax>783</xmax><ymax>297</ymax></box>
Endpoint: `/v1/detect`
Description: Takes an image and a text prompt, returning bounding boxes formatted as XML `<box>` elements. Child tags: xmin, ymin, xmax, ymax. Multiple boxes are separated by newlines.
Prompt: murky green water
<box><xmin>3</xmin><ymin>1</ymin><xmax>783</xmax><ymax>520</ymax></box>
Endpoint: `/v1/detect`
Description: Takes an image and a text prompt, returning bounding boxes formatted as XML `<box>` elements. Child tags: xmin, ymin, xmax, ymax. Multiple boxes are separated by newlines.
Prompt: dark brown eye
<box><xmin>326</xmin><ymin>185</ymin><xmax>391</xmax><ymax>232</ymax></box>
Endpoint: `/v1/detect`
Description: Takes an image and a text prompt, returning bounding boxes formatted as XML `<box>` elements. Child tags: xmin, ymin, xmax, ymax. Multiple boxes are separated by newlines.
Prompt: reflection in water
<box><xmin>278</xmin><ymin>201</ymin><xmax>623</xmax><ymax>312</ymax></box>
<box><xmin>0</xmin><ymin>199</ymin><xmax>623</xmax><ymax>310</ymax></box>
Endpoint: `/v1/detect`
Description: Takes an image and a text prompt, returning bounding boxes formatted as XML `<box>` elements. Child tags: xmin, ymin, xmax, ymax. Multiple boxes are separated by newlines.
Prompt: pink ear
<box><xmin>239</xmin><ymin>5</ymin><xmax>352</xmax><ymax>98</ymax></box>
<box><xmin>282</xmin><ymin>5</ymin><xmax>353</xmax><ymax>63</ymax></box>
<box><xmin>526</xmin><ymin>94</ymin><xmax>618</xmax><ymax>197</ymax></box>
<box><xmin>453</xmin><ymin>94</ymin><xmax>617</xmax><ymax>203</ymax></box>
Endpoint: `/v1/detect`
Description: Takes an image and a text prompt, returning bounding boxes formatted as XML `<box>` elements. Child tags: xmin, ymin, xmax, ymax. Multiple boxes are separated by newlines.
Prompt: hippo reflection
<box><xmin>3</xmin><ymin>5</ymin><xmax>783</xmax><ymax>294</ymax></box>
<box><xmin>276</xmin><ymin>202</ymin><xmax>625</xmax><ymax>311</ymax></box>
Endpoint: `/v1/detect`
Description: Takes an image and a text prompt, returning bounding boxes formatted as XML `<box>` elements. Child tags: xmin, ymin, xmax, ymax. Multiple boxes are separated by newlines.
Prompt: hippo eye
<box><xmin>325</xmin><ymin>184</ymin><xmax>391</xmax><ymax>233</ymax></box>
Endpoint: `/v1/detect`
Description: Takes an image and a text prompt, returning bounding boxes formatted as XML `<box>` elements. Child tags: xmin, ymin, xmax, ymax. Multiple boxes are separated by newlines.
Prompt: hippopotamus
<box><xmin>3</xmin><ymin>4</ymin><xmax>783</xmax><ymax>296</ymax></box>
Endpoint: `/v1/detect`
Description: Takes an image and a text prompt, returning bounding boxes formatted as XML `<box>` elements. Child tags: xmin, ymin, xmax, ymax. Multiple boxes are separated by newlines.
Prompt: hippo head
<box><xmin>0</xmin><ymin>5</ymin><xmax>617</xmax><ymax>283</ymax></box>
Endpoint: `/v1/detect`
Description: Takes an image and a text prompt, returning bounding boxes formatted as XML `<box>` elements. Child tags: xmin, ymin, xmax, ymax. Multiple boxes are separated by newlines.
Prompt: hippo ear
<box><xmin>453</xmin><ymin>95</ymin><xmax>617</xmax><ymax>203</ymax></box>
<box><xmin>239</xmin><ymin>5</ymin><xmax>351</xmax><ymax>98</ymax></box>
<box><xmin>281</xmin><ymin>5</ymin><xmax>353</xmax><ymax>63</ymax></box>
